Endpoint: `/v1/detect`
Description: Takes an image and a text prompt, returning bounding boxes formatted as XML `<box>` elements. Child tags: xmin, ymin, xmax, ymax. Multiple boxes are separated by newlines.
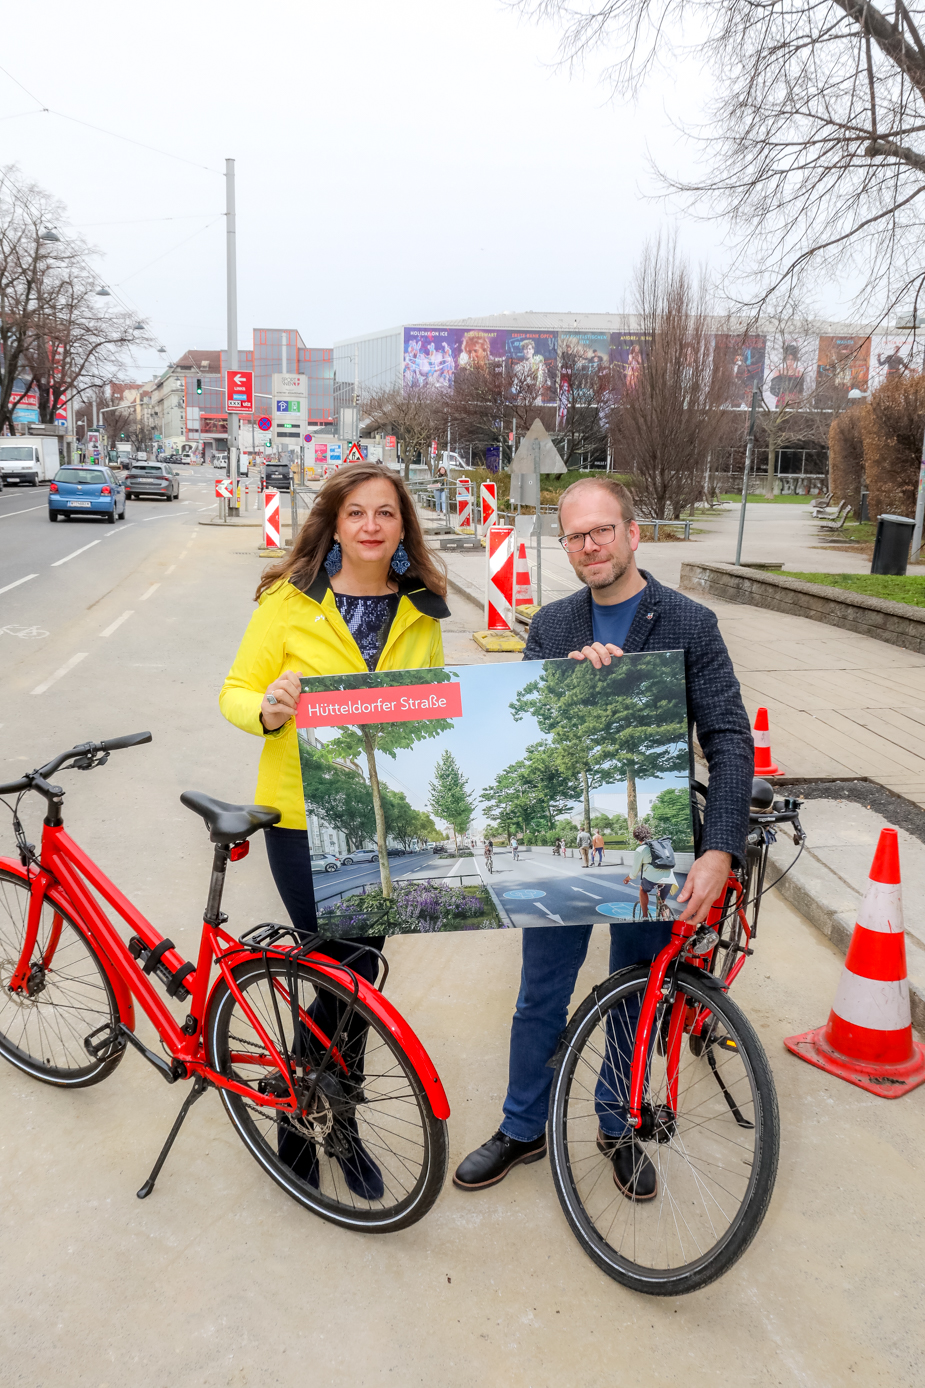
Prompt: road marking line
<box><xmin>103</xmin><ymin>523</ymin><xmax>135</xmax><ymax>537</ymax></box>
<box><xmin>0</xmin><ymin>505</ymin><xmax>45</xmax><ymax>520</ymax></box>
<box><xmin>0</xmin><ymin>573</ymin><xmax>38</xmax><ymax>596</ymax></box>
<box><xmin>139</xmin><ymin>584</ymin><xmax>160</xmax><ymax>601</ymax></box>
<box><xmin>51</xmin><ymin>540</ymin><xmax>101</xmax><ymax>567</ymax></box>
<box><xmin>31</xmin><ymin>651</ymin><xmax>88</xmax><ymax>695</ymax></box>
<box><xmin>165</xmin><ymin>565</ymin><xmax>176</xmax><ymax>575</ymax></box>
<box><xmin>99</xmin><ymin>610</ymin><xmax>134</xmax><ymax>638</ymax></box>
<box><xmin>572</xmin><ymin>887</ymin><xmax>603</xmax><ymax>899</ymax></box>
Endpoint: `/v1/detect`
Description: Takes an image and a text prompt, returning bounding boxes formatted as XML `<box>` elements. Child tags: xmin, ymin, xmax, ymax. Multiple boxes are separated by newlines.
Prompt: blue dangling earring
<box><xmin>391</xmin><ymin>541</ymin><xmax>411</xmax><ymax>575</ymax></box>
<box><xmin>323</xmin><ymin>541</ymin><xmax>342</xmax><ymax>575</ymax></box>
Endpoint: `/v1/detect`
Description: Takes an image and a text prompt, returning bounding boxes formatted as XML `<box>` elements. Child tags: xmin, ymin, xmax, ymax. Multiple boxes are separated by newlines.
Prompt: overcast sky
<box><xmin>1</xmin><ymin>0</ymin><xmax>842</xmax><ymax>379</ymax></box>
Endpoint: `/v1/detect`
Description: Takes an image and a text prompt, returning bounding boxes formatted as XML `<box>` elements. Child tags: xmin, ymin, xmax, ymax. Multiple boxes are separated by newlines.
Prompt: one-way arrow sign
<box><xmin>226</xmin><ymin>369</ymin><xmax>253</xmax><ymax>413</ymax></box>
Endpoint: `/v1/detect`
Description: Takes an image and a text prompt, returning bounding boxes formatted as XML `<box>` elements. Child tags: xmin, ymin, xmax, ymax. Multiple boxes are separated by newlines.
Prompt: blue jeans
<box><xmin>434</xmin><ymin>487</ymin><xmax>447</xmax><ymax>513</ymax></box>
<box><xmin>501</xmin><ymin>920</ymin><xmax>672</xmax><ymax>1143</ymax></box>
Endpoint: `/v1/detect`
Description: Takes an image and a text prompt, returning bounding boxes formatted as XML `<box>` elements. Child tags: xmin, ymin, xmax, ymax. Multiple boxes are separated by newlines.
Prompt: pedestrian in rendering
<box><xmin>592</xmin><ymin>828</ymin><xmax>605</xmax><ymax>866</ymax></box>
<box><xmin>511</xmin><ymin>834</ymin><xmax>521</xmax><ymax>861</ymax></box>
<box><xmin>577</xmin><ymin>827</ymin><xmax>592</xmax><ymax>867</ymax></box>
<box><xmin>453</xmin><ymin>474</ymin><xmax>752</xmax><ymax>1201</ymax></box>
<box><xmin>433</xmin><ymin>463</ymin><xmax>448</xmax><ymax>515</ymax></box>
<box><xmin>221</xmin><ymin>462</ymin><xmax>450</xmax><ymax>1200</ymax></box>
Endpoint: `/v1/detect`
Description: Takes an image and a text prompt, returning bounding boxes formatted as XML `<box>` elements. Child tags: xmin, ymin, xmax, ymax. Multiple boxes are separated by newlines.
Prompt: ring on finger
<box><xmin>266</xmin><ymin>693</ymin><xmax>278</xmax><ymax>705</ymax></box>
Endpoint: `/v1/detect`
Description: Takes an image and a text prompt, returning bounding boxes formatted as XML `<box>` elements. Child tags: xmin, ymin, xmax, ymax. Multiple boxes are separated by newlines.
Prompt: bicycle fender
<box><xmin>0</xmin><ymin>856</ymin><xmax>136</xmax><ymax>1030</ymax></box>
<box><xmin>208</xmin><ymin>949</ymin><xmax>451</xmax><ymax>1121</ymax></box>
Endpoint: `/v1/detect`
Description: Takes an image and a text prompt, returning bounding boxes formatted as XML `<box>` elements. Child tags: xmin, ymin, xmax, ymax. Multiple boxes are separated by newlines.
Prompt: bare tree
<box><xmin>520</xmin><ymin>0</ymin><xmax>925</xmax><ymax>314</ymax></box>
<box><xmin>610</xmin><ymin>239</ymin><xmax>733</xmax><ymax>517</ymax></box>
<box><xmin>0</xmin><ymin>169</ymin><xmax>60</xmax><ymax>434</ymax></box>
<box><xmin>363</xmin><ymin>383</ymin><xmax>448</xmax><ymax>480</ymax></box>
<box><xmin>554</xmin><ymin>337</ymin><xmax>611</xmax><ymax>467</ymax></box>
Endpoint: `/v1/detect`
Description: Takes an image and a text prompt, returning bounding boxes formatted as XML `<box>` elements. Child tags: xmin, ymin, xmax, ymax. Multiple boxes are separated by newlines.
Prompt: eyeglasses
<box><xmin>558</xmin><ymin>522</ymin><xmax>627</xmax><ymax>554</ymax></box>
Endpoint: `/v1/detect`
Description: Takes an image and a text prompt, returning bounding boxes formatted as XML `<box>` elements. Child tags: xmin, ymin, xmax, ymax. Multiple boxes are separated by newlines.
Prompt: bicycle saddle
<box><xmin>180</xmin><ymin>791</ymin><xmax>281</xmax><ymax>844</ymax></box>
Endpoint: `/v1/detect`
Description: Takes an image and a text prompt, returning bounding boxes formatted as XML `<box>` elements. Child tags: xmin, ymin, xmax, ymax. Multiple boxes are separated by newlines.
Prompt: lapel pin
<box><xmin>646</xmin><ymin>612</ymin><xmax>654</xmax><ymax>620</ymax></box>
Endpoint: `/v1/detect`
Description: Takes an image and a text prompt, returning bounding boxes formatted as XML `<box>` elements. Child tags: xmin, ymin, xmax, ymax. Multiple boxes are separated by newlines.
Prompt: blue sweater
<box><xmin>523</xmin><ymin>571</ymin><xmax>753</xmax><ymax>866</ymax></box>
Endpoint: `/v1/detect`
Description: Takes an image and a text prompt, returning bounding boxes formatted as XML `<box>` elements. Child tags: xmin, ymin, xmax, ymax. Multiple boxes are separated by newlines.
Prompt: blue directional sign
<box><xmin>503</xmin><ymin>889</ymin><xmax>546</xmax><ymax>900</ymax></box>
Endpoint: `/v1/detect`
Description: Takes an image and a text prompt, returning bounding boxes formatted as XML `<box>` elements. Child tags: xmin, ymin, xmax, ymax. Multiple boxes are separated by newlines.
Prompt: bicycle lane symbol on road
<box><xmin>503</xmin><ymin>889</ymin><xmax>546</xmax><ymax>899</ymax></box>
<box><xmin>1</xmin><ymin>624</ymin><xmax>49</xmax><ymax>640</ymax></box>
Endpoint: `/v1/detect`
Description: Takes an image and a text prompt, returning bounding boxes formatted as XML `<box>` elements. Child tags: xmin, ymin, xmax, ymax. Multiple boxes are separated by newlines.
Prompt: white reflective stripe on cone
<box><xmin>857</xmin><ymin>880</ymin><xmax>904</xmax><ymax>935</ymax></box>
<box><xmin>753</xmin><ymin>730</ymin><xmax>771</xmax><ymax>746</ymax></box>
<box><xmin>831</xmin><ymin>971</ymin><xmax>911</xmax><ymax>1032</ymax></box>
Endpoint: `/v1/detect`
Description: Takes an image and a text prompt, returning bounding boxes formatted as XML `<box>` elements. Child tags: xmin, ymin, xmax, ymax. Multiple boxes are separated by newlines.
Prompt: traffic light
<box><xmin>196</xmin><ymin>378</ymin><xmax>202</xmax><ymax>395</ymax></box>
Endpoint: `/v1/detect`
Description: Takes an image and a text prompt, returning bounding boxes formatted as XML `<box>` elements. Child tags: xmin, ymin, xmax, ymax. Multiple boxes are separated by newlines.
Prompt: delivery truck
<box><xmin>0</xmin><ymin>437</ymin><xmax>61</xmax><ymax>486</ymax></box>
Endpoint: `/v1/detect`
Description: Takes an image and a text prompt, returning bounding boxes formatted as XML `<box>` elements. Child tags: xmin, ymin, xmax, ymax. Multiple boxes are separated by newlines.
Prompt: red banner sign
<box><xmin>226</xmin><ymin>370</ymin><xmax>254</xmax><ymax>413</ymax></box>
<box><xmin>297</xmin><ymin>682</ymin><xmax>462</xmax><ymax>729</ymax></box>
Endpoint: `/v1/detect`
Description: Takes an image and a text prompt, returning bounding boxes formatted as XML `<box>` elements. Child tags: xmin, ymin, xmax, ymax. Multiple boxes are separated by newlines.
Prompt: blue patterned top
<box><xmin>334</xmin><ymin>593</ymin><xmax>400</xmax><ymax>671</ymax></box>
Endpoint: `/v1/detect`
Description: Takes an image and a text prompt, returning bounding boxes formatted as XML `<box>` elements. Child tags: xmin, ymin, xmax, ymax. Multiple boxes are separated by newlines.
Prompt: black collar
<box><xmin>296</xmin><ymin>570</ymin><xmax>451</xmax><ymax>621</ymax></box>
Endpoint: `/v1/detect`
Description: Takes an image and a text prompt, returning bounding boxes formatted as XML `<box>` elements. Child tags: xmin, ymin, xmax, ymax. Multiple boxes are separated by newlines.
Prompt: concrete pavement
<box><xmin>1</xmin><ymin>485</ymin><xmax>923</xmax><ymax>1386</ymax></box>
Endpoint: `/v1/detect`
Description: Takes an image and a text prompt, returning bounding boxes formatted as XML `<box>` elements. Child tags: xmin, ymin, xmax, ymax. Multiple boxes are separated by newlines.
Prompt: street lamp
<box><xmin>40</xmin><ymin>229</ymin><xmax>61</xmax><ymax>242</ymax></box>
<box><xmin>96</xmin><ymin>287</ymin><xmax>112</xmax><ymax>297</ymax></box>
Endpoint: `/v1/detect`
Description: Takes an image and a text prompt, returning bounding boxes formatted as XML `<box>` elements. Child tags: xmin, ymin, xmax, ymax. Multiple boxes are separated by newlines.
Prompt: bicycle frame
<box><xmin>1</xmin><ymin>821</ymin><xmax>450</xmax><ymax>1120</ymax></box>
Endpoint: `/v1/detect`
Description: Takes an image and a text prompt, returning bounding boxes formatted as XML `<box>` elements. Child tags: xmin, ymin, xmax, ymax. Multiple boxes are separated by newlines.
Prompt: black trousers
<box><xmin>264</xmin><ymin>826</ymin><xmax>385</xmax><ymax>1175</ymax></box>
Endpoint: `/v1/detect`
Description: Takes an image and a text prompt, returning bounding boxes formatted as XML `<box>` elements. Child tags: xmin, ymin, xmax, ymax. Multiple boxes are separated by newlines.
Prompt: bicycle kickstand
<box><xmin>137</xmin><ymin>1074</ymin><xmax>209</xmax><ymax>1200</ymax></box>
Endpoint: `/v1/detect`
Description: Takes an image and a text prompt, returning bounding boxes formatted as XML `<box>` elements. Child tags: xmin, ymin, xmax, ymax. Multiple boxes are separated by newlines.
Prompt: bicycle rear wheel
<box><xmin>207</xmin><ymin>955</ymin><xmax>448</xmax><ymax>1232</ymax></box>
<box><xmin>0</xmin><ymin>869</ymin><xmax>122</xmax><ymax>1087</ymax></box>
<box><xmin>548</xmin><ymin>964</ymin><xmax>779</xmax><ymax>1296</ymax></box>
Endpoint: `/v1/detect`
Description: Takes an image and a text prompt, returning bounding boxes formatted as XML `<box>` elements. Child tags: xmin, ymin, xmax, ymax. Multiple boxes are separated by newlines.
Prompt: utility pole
<box><xmin>735</xmin><ymin>386</ymin><xmax>760</xmax><ymax>567</ymax></box>
<box><xmin>225</xmin><ymin>157</ymin><xmax>239</xmax><ymax>517</ymax></box>
<box><xmin>533</xmin><ymin>436</ymin><xmax>542</xmax><ymax>606</ymax></box>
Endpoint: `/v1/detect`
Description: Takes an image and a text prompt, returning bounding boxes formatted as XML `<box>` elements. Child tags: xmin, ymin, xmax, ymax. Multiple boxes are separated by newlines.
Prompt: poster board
<box><xmin>297</xmin><ymin>655</ymin><xmax>692</xmax><ymax>939</ymax></box>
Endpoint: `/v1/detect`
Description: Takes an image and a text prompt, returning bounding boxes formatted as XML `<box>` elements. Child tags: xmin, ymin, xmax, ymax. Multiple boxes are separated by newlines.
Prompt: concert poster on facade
<box><xmin>816</xmin><ymin>334</ymin><xmax>872</xmax><ymax>404</ymax></box>
<box><xmin>762</xmin><ymin>335</ymin><xmax>819</xmax><ymax>411</ymax></box>
<box><xmin>297</xmin><ymin>654</ymin><xmax>692</xmax><ymax>939</ymax></box>
<box><xmin>403</xmin><ymin>328</ymin><xmax>459</xmax><ymax>391</ymax></box>
<box><xmin>557</xmin><ymin>332</ymin><xmax>610</xmax><ymax>419</ymax></box>
<box><xmin>506</xmin><ymin>333</ymin><xmax>559</xmax><ymax>405</ymax></box>
<box><xmin>713</xmin><ymin>334</ymin><xmax>766</xmax><ymax>409</ymax></box>
<box><xmin>868</xmin><ymin>333</ymin><xmax>923</xmax><ymax>391</ymax></box>
<box><xmin>610</xmin><ymin>332</ymin><xmax>651</xmax><ymax>399</ymax></box>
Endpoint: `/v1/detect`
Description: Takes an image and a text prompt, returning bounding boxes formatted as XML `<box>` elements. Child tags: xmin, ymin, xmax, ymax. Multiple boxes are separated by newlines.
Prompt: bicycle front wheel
<box><xmin>0</xmin><ymin>869</ymin><xmax>122</xmax><ymax>1087</ymax></box>
<box><xmin>548</xmin><ymin>965</ymin><xmax>779</xmax><ymax>1296</ymax></box>
<box><xmin>207</xmin><ymin>955</ymin><xmax>448</xmax><ymax>1232</ymax></box>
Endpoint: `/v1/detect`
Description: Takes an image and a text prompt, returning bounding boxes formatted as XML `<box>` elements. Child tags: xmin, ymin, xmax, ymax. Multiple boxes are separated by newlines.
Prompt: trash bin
<box><xmin>860</xmin><ymin>491</ymin><xmax>869</xmax><ymax>523</ymax></box>
<box><xmin>871</xmin><ymin>514</ymin><xmax>915</xmax><ymax>575</ymax></box>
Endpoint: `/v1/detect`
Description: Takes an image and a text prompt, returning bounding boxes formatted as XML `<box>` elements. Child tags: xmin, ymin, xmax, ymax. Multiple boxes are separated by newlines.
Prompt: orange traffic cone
<box><xmin>752</xmin><ymin>707</ymin><xmax>780</xmax><ymax>776</ymax></box>
<box><xmin>784</xmin><ymin>828</ymin><xmax>925</xmax><ymax>1097</ymax></box>
<box><xmin>513</xmin><ymin>542</ymin><xmax>534</xmax><ymax>607</ymax></box>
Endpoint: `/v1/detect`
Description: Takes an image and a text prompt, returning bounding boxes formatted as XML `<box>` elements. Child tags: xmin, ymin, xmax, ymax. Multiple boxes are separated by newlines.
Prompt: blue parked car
<box><xmin>48</xmin><ymin>465</ymin><xmax>126</xmax><ymax>523</ymax></box>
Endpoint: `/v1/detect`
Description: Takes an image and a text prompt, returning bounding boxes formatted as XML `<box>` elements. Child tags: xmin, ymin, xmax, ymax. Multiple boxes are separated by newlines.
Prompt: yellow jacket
<box><xmin>220</xmin><ymin>572</ymin><xmax>449</xmax><ymax>829</ymax></box>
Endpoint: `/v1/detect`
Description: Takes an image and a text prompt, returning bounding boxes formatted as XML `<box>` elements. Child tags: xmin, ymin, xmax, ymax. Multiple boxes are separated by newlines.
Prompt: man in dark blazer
<box><xmin>454</xmin><ymin>476</ymin><xmax>754</xmax><ymax>1201</ymax></box>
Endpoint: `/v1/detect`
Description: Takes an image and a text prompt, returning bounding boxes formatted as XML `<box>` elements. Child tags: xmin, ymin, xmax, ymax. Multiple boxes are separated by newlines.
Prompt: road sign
<box><xmin>264</xmin><ymin>489</ymin><xmax>280</xmax><ymax>549</ymax></box>
<box><xmin>480</xmin><ymin>481</ymin><xmax>497</xmax><ymax>532</ymax></box>
<box><xmin>226</xmin><ymin>370</ymin><xmax>254</xmax><ymax>413</ymax></box>
<box><xmin>485</xmin><ymin>525</ymin><xmax>515</xmax><ymax>631</ymax></box>
<box><xmin>345</xmin><ymin>442</ymin><xmax>365</xmax><ymax>464</ymax></box>
<box><xmin>257</xmin><ymin>416</ymin><xmax>272</xmax><ymax>432</ymax></box>
<box><xmin>304</xmin><ymin>433</ymin><xmax>313</xmax><ymax>443</ymax></box>
<box><xmin>215</xmin><ymin>477</ymin><xmax>233</xmax><ymax>500</ymax></box>
<box><xmin>456</xmin><ymin>476</ymin><xmax>472</xmax><ymax>531</ymax></box>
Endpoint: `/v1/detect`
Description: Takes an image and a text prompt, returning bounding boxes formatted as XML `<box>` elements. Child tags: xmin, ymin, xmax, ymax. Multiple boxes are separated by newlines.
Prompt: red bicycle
<box><xmin>547</xmin><ymin>778</ymin><xmax>805</xmax><ymax>1295</ymax></box>
<box><xmin>0</xmin><ymin>733</ymin><xmax>449</xmax><ymax>1231</ymax></box>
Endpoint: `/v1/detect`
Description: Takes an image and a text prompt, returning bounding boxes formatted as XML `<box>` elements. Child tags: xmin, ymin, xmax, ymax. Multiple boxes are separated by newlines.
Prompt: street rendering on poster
<box><xmin>297</xmin><ymin>655</ymin><xmax>693</xmax><ymax>939</ymax></box>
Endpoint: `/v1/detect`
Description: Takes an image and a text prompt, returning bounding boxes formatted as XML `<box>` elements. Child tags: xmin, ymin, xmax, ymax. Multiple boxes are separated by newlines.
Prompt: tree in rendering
<box><xmin>299</xmin><ymin>742</ymin><xmax>376</xmax><ymax>853</ymax></box>
<box><xmin>428</xmin><ymin>751</ymin><xmax>476</xmax><ymax>851</ymax></box>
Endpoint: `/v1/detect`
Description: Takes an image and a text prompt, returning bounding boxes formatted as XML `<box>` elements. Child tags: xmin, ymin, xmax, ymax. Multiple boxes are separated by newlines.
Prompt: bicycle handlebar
<box><xmin>0</xmin><ymin>732</ymin><xmax>152</xmax><ymax>797</ymax></box>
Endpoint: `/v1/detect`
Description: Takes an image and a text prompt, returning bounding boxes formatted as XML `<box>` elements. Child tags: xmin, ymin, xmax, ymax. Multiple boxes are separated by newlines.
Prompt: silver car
<box><xmin>310</xmin><ymin>851</ymin><xmax>341</xmax><ymax>873</ymax></box>
<box><xmin>340</xmin><ymin>848</ymin><xmax>379</xmax><ymax>866</ymax></box>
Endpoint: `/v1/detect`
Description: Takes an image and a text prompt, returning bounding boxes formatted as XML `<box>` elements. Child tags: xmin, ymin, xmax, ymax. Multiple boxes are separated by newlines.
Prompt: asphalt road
<box><xmin>474</xmin><ymin>845</ymin><xmax>689</xmax><ymax>927</ymax></box>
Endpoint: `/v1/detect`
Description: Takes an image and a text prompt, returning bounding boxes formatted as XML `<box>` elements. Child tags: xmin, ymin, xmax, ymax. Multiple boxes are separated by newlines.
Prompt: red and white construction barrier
<box><xmin>513</xmin><ymin>541</ymin><xmax>534</xmax><ymax>606</ymax></box>
<box><xmin>485</xmin><ymin>525</ymin><xmax>515</xmax><ymax>630</ymax></box>
<box><xmin>480</xmin><ymin>481</ymin><xmax>497</xmax><ymax>532</ymax></box>
<box><xmin>264</xmin><ymin>488</ymin><xmax>281</xmax><ymax>549</ymax></box>
<box><xmin>456</xmin><ymin>475</ymin><xmax>472</xmax><ymax>530</ymax></box>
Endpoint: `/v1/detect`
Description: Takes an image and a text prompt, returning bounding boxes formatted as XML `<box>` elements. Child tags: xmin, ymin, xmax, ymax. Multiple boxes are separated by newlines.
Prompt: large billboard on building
<box><xmin>816</xmin><ymin>334</ymin><xmax>872</xmax><ymax>405</ymax></box>
<box><xmin>507</xmin><ymin>332</ymin><xmax>558</xmax><ymax>404</ymax></box>
<box><xmin>713</xmin><ymin>334</ymin><xmax>766</xmax><ymax>409</ymax></box>
<box><xmin>610</xmin><ymin>332</ymin><xmax>651</xmax><ymax>400</ymax></box>
<box><xmin>762</xmin><ymin>334</ymin><xmax>819</xmax><ymax>411</ymax></box>
<box><xmin>868</xmin><ymin>332</ymin><xmax>924</xmax><ymax>391</ymax></box>
<box><xmin>403</xmin><ymin>328</ymin><xmax>460</xmax><ymax>390</ymax></box>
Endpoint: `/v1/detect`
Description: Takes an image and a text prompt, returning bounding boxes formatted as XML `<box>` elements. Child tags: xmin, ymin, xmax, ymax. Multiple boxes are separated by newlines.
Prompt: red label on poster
<box><xmin>226</xmin><ymin>370</ymin><xmax>253</xmax><ymax>412</ymax></box>
<box><xmin>297</xmin><ymin>682</ymin><xmax>462</xmax><ymax>728</ymax></box>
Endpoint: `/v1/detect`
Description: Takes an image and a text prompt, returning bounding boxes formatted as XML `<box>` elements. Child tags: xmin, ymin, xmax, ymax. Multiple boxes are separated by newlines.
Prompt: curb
<box><xmin>768</xmin><ymin>838</ymin><xmax>925</xmax><ymax>1034</ymax></box>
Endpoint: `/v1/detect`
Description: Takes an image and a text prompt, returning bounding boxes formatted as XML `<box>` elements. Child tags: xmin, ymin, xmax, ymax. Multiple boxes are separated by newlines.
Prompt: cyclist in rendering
<box><xmin>623</xmin><ymin>822</ymin><xmax>675</xmax><ymax>919</ymax></box>
<box><xmin>453</xmin><ymin>475</ymin><xmax>753</xmax><ymax>1201</ymax></box>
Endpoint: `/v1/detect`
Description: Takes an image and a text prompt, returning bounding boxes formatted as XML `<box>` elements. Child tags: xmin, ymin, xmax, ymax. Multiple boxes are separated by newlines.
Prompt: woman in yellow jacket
<box><xmin>220</xmin><ymin>461</ymin><xmax>449</xmax><ymax>1197</ymax></box>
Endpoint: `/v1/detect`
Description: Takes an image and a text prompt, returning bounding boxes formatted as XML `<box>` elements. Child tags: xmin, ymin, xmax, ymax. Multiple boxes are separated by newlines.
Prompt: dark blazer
<box><xmin>523</xmin><ymin>570</ymin><xmax>753</xmax><ymax>866</ymax></box>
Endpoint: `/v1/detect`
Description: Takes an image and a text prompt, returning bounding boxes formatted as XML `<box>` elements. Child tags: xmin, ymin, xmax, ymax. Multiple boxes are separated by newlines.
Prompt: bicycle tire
<box><xmin>548</xmin><ymin>964</ymin><xmax>779</xmax><ymax>1296</ymax></box>
<box><xmin>0</xmin><ymin>869</ymin><xmax>123</xmax><ymax>1087</ymax></box>
<box><xmin>207</xmin><ymin>955</ymin><xmax>448</xmax><ymax>1232</ymax></box>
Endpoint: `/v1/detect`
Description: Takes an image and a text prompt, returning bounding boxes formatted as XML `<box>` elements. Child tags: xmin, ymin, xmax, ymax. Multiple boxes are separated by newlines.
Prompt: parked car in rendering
<box><xmin>48</xmin><ymin>465</ymin><xmax>126</xmax><ymax>523</ymax></box>
<box><xmin>310</xmin><ymin>852</ymin><xmax>341</xmax><ymax>873</ymax></box>
<box><xmin>340</xmin><ymin>848</ymin><xmax>379</xmax><ymax>866</ymax></box>
<box><xmin>124</xmin><ymin>462</ymin><xmax>181</xmax><ymax>501</ymax></box>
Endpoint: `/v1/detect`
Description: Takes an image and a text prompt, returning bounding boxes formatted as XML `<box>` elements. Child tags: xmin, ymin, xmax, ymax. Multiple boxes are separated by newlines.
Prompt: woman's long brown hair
<box><xmin>254</xmin><ymin>463</ymin><xmax>448</xmax><ymax>601</ymax></box>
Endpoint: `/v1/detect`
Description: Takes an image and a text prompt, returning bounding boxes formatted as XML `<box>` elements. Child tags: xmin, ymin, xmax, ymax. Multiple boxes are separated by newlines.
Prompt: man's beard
<box><xmin>574</xmin><ymin>551</ymin><xmax>632</xmax><ymax>590</ymax></box>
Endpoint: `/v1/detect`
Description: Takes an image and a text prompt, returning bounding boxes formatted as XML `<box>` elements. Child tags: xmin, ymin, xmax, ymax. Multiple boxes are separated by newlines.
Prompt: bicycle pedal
<box><xmin>84</xmin><ymin>1023</ymin><xmax>126</xmax><ymax>1060</ymax></box>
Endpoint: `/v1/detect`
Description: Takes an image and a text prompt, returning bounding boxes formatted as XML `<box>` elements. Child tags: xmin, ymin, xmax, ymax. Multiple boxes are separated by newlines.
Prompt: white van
<box><xmin>0</xmin><ymin>438</ymin><xmax>61</xmax><ymax>486</ymax></box>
